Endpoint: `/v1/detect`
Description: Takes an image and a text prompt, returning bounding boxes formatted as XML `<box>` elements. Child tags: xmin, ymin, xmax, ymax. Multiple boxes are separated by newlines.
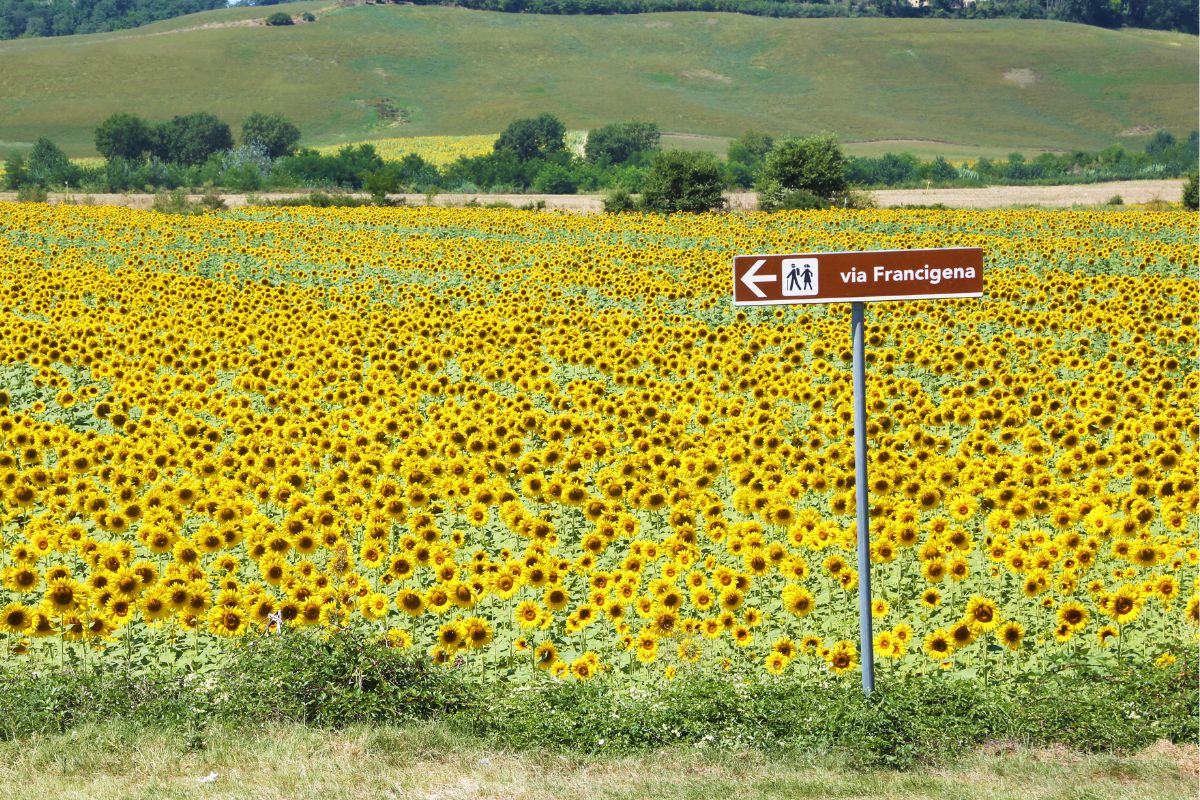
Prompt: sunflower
<box><xmin>995</xmin><ymin>621</ymin><xmax>1024</xmax><ymax>651</ymax></box>
<box><xmin>923</xmin><ymin>629</ymin><xmax>953</xmax><ymax>659</ymax></box>
<box><xmin>825</xmin><ymin>640</ymin><xmax>858</xmax><ymax>676</ymax></box>
<box><xmin>964</xmin><ymin>595</ymin><xmax>1000</xmax><ymax>631</ymax></box>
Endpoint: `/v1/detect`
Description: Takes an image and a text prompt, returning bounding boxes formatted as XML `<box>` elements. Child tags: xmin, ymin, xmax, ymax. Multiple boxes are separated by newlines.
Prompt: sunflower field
<box><xmin>314</xmin><ymin>131</ymin><xmax>588</xmax><ymax>166</ymax></box>
<box><xmin>0</xmin><ymin>203</ymin><xmax>1194</xmax><ymax>685</ymax></box>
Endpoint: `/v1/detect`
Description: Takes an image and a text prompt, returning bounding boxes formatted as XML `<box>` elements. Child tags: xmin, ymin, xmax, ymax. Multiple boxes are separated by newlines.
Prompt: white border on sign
<box><xmin>733</xmin><ymin>246</ymin><xmax>984</xmax><ymax>259</ymax></box>
<box><xmin>732</xmin><ymin>291</ymin><xmax>984</xmax><ymax>307</ymax></box>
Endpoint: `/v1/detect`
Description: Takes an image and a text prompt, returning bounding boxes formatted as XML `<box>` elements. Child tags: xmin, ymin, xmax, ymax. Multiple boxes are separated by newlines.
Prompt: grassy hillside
<box><xmin>0</xmin><ymin>4</ymin><xmax>1194</xmax><ymax>157</ymax></box>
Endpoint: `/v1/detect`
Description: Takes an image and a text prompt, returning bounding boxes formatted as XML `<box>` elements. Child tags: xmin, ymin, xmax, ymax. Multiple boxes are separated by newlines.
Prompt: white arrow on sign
<box><xmin>740</xmin><ymin>259</ymin><xmax>776</xmax><ymax>299</ymax></box>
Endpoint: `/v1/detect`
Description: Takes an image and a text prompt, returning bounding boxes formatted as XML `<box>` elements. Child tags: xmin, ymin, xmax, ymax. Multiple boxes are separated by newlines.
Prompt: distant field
<box><xmin>0</xmin><ymin>6</ymin><xmax>1194</xmax><ymax>157</ymax></box>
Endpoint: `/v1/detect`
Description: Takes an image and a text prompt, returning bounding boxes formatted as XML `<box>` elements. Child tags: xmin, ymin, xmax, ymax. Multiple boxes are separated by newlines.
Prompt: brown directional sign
<box><xmin>732</xmin><ymin>247</ymin><xmax>983</xmax><ymax>306</ymax></box>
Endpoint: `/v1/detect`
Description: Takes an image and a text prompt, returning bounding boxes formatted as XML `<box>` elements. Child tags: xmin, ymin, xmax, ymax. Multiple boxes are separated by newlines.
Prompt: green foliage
<box><xmin>603</xmin><ymin>187</ymin><xmax>637</xmax><ymax>213</ymax></box>
<box><xmin>151</xmin><ymin>187</ymin><xmax>224</xmax><ymax>214</ymax></box>
<box><xmin>259</xmin><ymin>192</ymin><xmax>376</xmax><ymax>207</ymax></box>
<box><xmin>152</xmin><ymin>112</ymin><xmax>234</xmax><ymax>166</ymax></box>
<box><xmin>25</xmin><ymin>136</ymin><xmax>79</xmax><ymax>188</ymax></box>
<box><xmin>94</xmin><ymin>113</ymin><xmax>153</xmax><ymax>161</ymax></box>
<box><xmin>757</xmin><ymin>134</ymin><xmax>848</xmax><ymax>210</ymax></box>
<box><xmin>1183</xmin><ymin>170</ymin><xmax>1198</xmax><ymax>210</ymax></box>
<box><xmin>0</xmin><ymin>635</ymin><xmax>1192</xmax><ymax>768</ymax></box>
<box><xmin>242</xmin><ymin>111</ymin><xmax>301</xmax><ymax>158</ymax></box>
<box><xmin>15</xmin><ymin>183</ymin><xmax>48</xmax><ymax>202</ymax></box>
<box><xmin>532</xmin><ymin>162</ymin><xmax>578</xmax><ymax>193</ymax></box>
<box><xmin>2</xmin><ymin>153</ymin><xmax>27</xmax><ymax>190</ymax></box>
<box><xmin>494</xmin><ymin>113</ymin><xmax>566</xmax><ymax>162</ymax></box>
<box><xmin>407</xmin><ymin>0</ymin><xmax>1199</xmax><ymax>33</ymax></box>
<box><xmin>265</xmin><ymin>11</ymin><xmax>294</xmax><ymax>25</ymax></box>
<box><xmin>301</xmin><ymin>10</ymin><xmax>316</xmax><ymax>21</ymax></box>
<box><xmin>0</xmin><ymin>0</ymin><xmax>228</xmax><ymax>42</ymax></box>
<box><xmin>213</xmin><ymin>630</ymin><xmax>473</xmax><ymax>727</ymax></box>
<box><xmin>585</xmin><ymin>121</ymin><xmax>660</xmax><ymax>166</ymax></box>
<box><xmin>726</xmin><ymin>130</ymin><xmax>774</xmax><ymax>189</ymax></box>
<box><xmin>639</xmin><ymin>150</ymin><xmax>726</xmax><ymax>213</ymax></box>
<box><xmin>463</xmin><ymin>656</ymin><xmax>1199</xmax><ymax>767</ymax></box>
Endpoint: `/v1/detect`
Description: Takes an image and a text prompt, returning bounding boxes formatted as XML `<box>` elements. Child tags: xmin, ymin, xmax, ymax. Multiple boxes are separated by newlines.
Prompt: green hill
<box><xmin>0</xmin><ymin>4</ymin><xmax>1194</xmax><ymax>157</ymax></box>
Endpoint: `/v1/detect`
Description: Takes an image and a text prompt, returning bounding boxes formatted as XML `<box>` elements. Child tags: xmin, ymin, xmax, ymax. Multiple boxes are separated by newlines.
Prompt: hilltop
<box><xmin>0</xmin><ymin>4</ymin><xmax>1194</xmax><ymax>157</ymax></box>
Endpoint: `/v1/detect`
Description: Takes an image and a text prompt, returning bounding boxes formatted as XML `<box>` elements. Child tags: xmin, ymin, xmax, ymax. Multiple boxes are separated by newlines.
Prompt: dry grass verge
<box><xmin>0</xmin><ymin>722</ymin><xmax>1193</xmax><ymax>800</ymax></box>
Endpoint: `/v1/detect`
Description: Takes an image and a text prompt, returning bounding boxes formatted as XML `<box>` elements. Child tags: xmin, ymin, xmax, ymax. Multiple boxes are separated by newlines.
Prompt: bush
<box><xmin>532</xmin><ymin>162</ymin><xmax>578</xmax><ymax>194</ymax></box>
<box><xmin>1183</xmin><ymin>170</ymin><xmax>1198</xmax><ymax>210</ymax></box>
<box><xmin>757</xmin><ymin>134</ymin><xmax>847</xmax><ymax>211</ymax></box>
<box><xmin>585</xmin><ymin>121</ymin><xmax>660</xmax><ymax>166</ymax></box>
<box><xmin>152</xmin><ymin>188</ymin><xmax>223</xmax><ymax>215</ymax></box>
<box><xmin>772</xmin><ymin>188</ymin><xmax>829</xmax><ymax>210</ymax></box>
<box><xmin>212</xmin><ymin>630</ymin><xmax>472</xmax><ymax>727</ymax></box>
<box><xmin>25</xmin><ymin>136</ymin><xmax>79</xmax><ymax>188</ymax></box>
<box><xmin>301</xmin><ymin>11</ymin><xmax>316</xmax><ymax>21</ymax></box>
<box><xmin>152</xmin><ymin>113</ymin><xmax>234</xmax><ymax>167</ymax></box>
<box><xmin>3</xmin><ymin>153</ymin><xmax>27</xmax><ymax>190</ymax></box>
<box><xmin>242</xmin><ymin>112</ymin><xmax>301</xmax><ymax>158</ymax></box>
<box><xmin>15</xmin><ymin>183</ymin><xmax>48</xmax><ymax>203</ymax></box>
<box><xmin>639</xmin><ymin>150</ymin><xmax>726</xmax><ymax>213</ymax></box>
<box><xmin>603</xmin><ymin>188</ymin><xmax>637</xmax><ymax>213</ymax></box>
<box><xmin>95</xmin><ymin>113</ymin><xmax>153</xmax><ymax>162</ymax></box>
<box><xmin>494</xmin><ymin>113</ymin><xmax>566</xmax><ymax>162</ymax></box>
<box><xmin>266</xmin><ymin>11</ymin><xmax>294</xmax><ymax>25</ymax></box>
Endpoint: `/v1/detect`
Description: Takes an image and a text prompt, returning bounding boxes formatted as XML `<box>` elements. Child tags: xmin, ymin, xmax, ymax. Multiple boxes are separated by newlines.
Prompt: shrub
<box><xmin>15</xmin><ymin>183</ymin><xmax>48</xmax><ymax>203</ymax></box>
<box><xmin>266</xmin><ymin>11</ymin><xmax>294</xmax><ymax>25</ymax></box>
<box><xmin>585</xmin><ymin>121</ymin><xmax>660</xmax><ymax>166</ymax></box>
<box><xmin>25</xmin><ymin>136</ymin><xmax>79</xmax><ymax>188</ymax></box>
<box><xmin>532</xmin><ymin>162</ymin><xmax>578</xmax><ymax>194</ymax></box>
<box><xmin>242</xmin><ymin>112</ymin><xmax>301</xmax><ymax>158</ymax></box>
<box><xmin>494</xmin><ymin>113</ymin><xmax>566</xmax><ymax>162</ymax></box>
<box><xmin>603</xmin><ymin>188</ymin><xmax>637</xmax><ymax>213</ymax></box>
<box><xmin>95</xmin><ymin>112</ymin><xmax>153</xmax><ymax>162</ymax></box>
<box><xmin>2</xmin><ymin>153</ymin><xmax>27</xmax><ymax>190</ymax></box>
<box><xmin>639</xmin><ymin>150</ymin><xmax>726</xmax><ymax>213</ymax></box>
<box><xmin>301</xmin><ymin>11</ymin><xmax>316</xmax><ymax>21</ymax></box>
<box><xmin>1183</xmin><ymin>170</ymin><xmax>1198</xmax><ymax>210</ymax></box>
<box><xmin>757</xmin><ymin>134</ymin><xmax>847</xmax><ymax>211</ymax></box>
<box><xmin>152</xmin><ymin>113</ymin><xmax>234</xmax><ymax>167</ymax></box>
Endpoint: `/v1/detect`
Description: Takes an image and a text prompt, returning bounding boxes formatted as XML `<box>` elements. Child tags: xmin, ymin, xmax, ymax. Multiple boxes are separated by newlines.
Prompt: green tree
<box><xmin>152</xmin><ymin>112</ymin><xmax>233</xmax><ymax>166</ymax></box>
<box><xmin>726</xmin><ymin>130</ymin><xmax>775</xmax><ymax>189</ymax></box>
<box><xmin>1183</xmin><ymin>170</ymin><xmax>1198</xmax><ymax>210</ymax></box>
<box><xmin>95</xmin><ymin>113</ymin><xmax>153</xmax><ymax>161</ymax></box>
<box><xmin>494</xmin><ymin>113</ymin><xmax>566</xmax><ymax>162</ymax></box>
<box><xmin>532</xmin><ymin>162</ymin><xmax>578</xmax><ymax>193</ymax></box>
<box><xmin>585</xmin><ymin>121</ymin><xmax>659</xmax><ymax>165</ymax></box>
<box><xmin>242</xmin><ymin>112</ymin><xmax>301</xmax><ymax>158</ymax></box>
<box><xmin>3</xmin><ymin>153</ymin><xmax>27</xmax><ymax>189</ymax></box>
<box><xmin>757</xmin><ymin>134</ymin><xmax>847</xmax><ymax>210</ymax></box>
<box><xmin>25</xmin><ymin>136</ymin><xmax>78</xmax><ymax>187</ymax></box>
<box><xmin>639</xmin><ymin>150</ymin><xmax>725</xmax><ymax>213</ymax></box>
<box><xmin>265</xmin><ymin>11</ymin><xmax>293</xmax><ymax>25</ymax></box>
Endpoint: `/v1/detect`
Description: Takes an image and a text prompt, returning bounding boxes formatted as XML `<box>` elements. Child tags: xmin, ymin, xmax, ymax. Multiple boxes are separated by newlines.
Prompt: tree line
<box><xmin>3</xmin><ymin>0</ymin><xmax>1195</xmax><ymax>40</ymax></box>
<box><xmin>4</xmin><ymin>110</ymin><xmax>1197</xmax><ymax>210</ymax></box>
<box><xmin>403</xmin><ymin>0</ymin><xmax>1197</xmax><ymax>34</ymax></box>
<box><xmin>0</xmin><ymin>0</ymin><xmax>224</xmax><ymax>39</ymax></box>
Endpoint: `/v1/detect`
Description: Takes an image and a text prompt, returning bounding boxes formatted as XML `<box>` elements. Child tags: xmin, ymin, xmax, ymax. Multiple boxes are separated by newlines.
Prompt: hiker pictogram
<box><xmin>782</xmin><ymin>258</ymin><xmax>819</xmax><ymax>297</ymax></box>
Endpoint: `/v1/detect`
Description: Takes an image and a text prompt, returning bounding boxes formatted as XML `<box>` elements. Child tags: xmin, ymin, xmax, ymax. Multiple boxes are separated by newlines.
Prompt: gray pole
<box><xmin>851</xmin><ymin>301</ymin><xmax>875</xmax><ymax>695</ymax></box>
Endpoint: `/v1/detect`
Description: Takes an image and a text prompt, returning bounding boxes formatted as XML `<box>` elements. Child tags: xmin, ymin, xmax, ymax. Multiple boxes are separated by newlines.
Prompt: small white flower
<box><xmin>196</xmin><ymin>772</ymin><xmax>218</xmax><ymax>784</ymax></box>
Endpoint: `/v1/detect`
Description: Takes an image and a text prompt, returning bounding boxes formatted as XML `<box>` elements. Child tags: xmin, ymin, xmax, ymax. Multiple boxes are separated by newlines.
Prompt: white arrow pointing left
<box><xmin>740</xmin><ymin>259</ymin><xmax>776</xmax><ymax>299</ymax></box>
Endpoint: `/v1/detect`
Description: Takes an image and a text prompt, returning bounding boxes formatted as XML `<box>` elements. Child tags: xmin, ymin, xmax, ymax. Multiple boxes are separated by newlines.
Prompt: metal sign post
<box><xmin>851</xmin><ymin>300</ymin><xmax>874</xmax><ymax>695</ymax></box>
<box><xmin>733</xmin><ymin>247</ymin><xmax>984</xmax><ymax>696</ymax></box>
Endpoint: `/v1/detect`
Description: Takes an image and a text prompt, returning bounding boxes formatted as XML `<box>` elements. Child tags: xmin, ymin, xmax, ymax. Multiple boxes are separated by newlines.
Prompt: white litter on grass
<box><xmin>196</xmin><ymin>772</ymin><xmax>218</xmax><ymax>784</ymax></box>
